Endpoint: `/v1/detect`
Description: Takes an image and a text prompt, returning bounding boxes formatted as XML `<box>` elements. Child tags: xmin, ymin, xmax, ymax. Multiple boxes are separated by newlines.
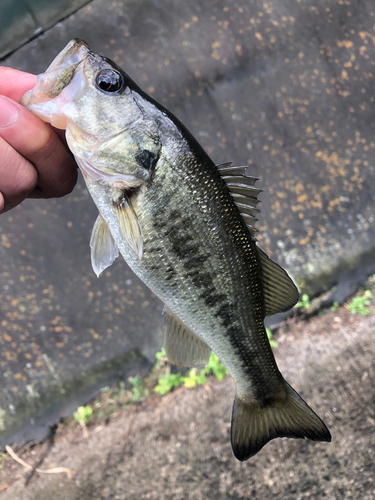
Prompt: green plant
<box><xmin>347</xmin><ymin>290</ymin><xmax>372</xmax><ymax>316</ymax></box>
<box><xmin>0</xmin><ymin>453</ymin><xmax>7</xmax><ymax>470</ymax></box>
<box><xmin>128</xmin><ymin>375</ymin><xmax>149</xmax><ymax>402</ymax></box>
<box><xmin>183</xmin><ymin>368</ymin><xmax>207</xmax><ymax>388</ymax></box>
<box><xmin>154</xmin><ymin>351</ymin><xmax>229</xmax><ymax>395</ymax></box>
<box><xmin>296</xmin><ymin>293</ymin><xmax>311</xmax><ymax>310</ymax></box>
<box><xmin>155</xmin><ymin>372</ymin><xmax>184</xmax><ymax>395</ymax></box>
<box><xmin>155</xmin><ymin>347</ymin><xmax>167</xmax><ymax>367</ymax></box>
<box><xmin>331</xmin><ymin>301</ymin><xmax>339</xmax><ymax>312</ymax></box>
<box><xmin>266</xmin><ymin>328</ymin><xmax>278</xmax><ymax>348</ymax></box>
<box><xmin>202</xmin><ymin>352</ymin><xmax>229</xmax><ymax>380</ymax></box>
<box><xmin>73</xmin><ymin>405</ymin><xmax>93</xmax><ymax>426</ymax></box>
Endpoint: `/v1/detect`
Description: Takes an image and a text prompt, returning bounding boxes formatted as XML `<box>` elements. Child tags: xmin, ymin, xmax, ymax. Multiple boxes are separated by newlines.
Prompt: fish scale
<box><xmin>22</xmin><ymin>38</ymin><xmax>331</xmax><ymax>461</ymax></box>
<box><xmin>137</xmin><ymin>153</ymin><xmax>285</xmax><ymax>399</ymax></box>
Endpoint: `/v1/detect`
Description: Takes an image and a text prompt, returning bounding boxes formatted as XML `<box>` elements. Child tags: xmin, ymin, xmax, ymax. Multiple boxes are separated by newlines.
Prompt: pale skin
<box><xmin>0</xmin><ymin>67</ymin><xmax>77</xmax><ymax>213</ymax></box>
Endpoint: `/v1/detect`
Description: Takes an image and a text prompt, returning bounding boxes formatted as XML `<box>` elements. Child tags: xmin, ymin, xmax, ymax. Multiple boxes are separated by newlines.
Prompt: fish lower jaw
<box><xmin>21</xmin><ymin>97</ymin><xmax>67</xmax><ymax>129</ymax></box>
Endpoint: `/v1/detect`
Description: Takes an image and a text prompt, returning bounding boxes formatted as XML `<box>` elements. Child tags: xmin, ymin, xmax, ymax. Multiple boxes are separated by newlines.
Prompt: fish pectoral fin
<box><xmin>163</xmin><ymin>307</ymin><xmax>211</xmax><ymax>369</ymax></box>
<box><xmin>231</xmin><ymin>382</ymin><xmax>331</xmax><ymax>462</ymax></box>
<box><xmin>114</xmin><ymin>195</ymin><xmax>143</xmax><ymax>260</ymax></box>
<box><xmin>90</xmin><ymin>214</ymin><xmax>119</xmax><ymax>277</ymax></box>
<box><xmin>257</xmin><ymin>247</ymin><xmax>299</xmax><ymax>316</ymax></box>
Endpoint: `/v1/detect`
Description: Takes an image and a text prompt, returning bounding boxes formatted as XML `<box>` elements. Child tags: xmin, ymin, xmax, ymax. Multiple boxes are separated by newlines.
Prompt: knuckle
<box><xmin>53</xmin><ymin>170</ymin><xmax>78</xmax><ymax>198</ymax></box>
<box><xmin>30</xmin><ymin>129</ymin><xmax>78</xmax><ymax>198</ymax></box>
<box><xmin>16</xmin><ymin>161</ymin><xmax>38</xmax><ymax>196</ymax></box>
<box><xmin>32</xmin><ymin>127</ymin><xmax>55</xmax><ymax>164</ymax></box>
<box><xmin>0</xmin><ymin>192</ymin><xmax>4</xmax><ymax>214</ymax></box>
<box><xmin>1</xmin><ymin>141</ymin><xmax>37</xmax><ymax>196</ymax></box>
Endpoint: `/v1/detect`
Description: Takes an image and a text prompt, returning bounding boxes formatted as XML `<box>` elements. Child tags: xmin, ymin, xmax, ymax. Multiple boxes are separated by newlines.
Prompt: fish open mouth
<box><xmin>21</xmin><ymin>39</ymin><xmax>90</xmax><ymax>129</ymax></box>
<box><xmin>22</xmin><ymin>38</ymin><xmax>142</xmax><ymax>190</ymax></box>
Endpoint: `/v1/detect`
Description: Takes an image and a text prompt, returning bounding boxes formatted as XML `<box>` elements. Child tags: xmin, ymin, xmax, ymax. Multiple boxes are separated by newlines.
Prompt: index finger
<box><xmin>0</xmin><ymin>67</ymin><xmax>36</xmax><ymax>102</ymax></box>
<box><xmin>0</xmin><ymin>96</ymin><xmax>77</xmax><ymax>199</ymax></box>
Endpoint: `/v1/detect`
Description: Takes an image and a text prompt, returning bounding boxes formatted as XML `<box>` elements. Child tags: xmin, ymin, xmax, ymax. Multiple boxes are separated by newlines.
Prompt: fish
<box><xmin>22</xmin><ymin>39</ymin><xmax>331</xmax><ymax>461</ymax></box>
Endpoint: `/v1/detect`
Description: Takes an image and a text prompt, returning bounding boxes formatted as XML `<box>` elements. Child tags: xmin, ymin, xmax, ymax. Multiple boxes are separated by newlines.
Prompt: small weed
<box><xmin>183</xmin><ymin>369</ymin><xmax>207</xmax><ymax>388</ymax></box>
<box><xmin>347</xmin><ymin>290</ymin><xmax>372</xmax><ymax>316</ymax></box>
<box><xmin>154</xmin><ymin>351</ymin><xmax>229</xmax><ymax>395</ymax></box>
<box><xmin>73</xmin><ymin>405</ymin><xmax>93</xmax><ymax>426</ymax></box>
<box><xmin>296</xmin><ymin>294</ymin><xmax>311</xmax><ymax>310</ymax></box>
<box><xmin>155</xmin><ymin>373</ymin><xmax>184</xmax><ymax>395</ymax></box>
<box><xmin>331</xmin><ymin>301</ymin><xmax>339</xmax><ymax>312</ymax></box>
<box><xmin>129</xmin><ymin>375</ymin><xmax>149</xmax><ymax>402</ymax></box>
<box><xmin>0</xmin><ymin>453</ymin><xmax>8</xmax><ymax>470</ymax></box>
<box><xmin>266</xmin><ymin>328</ymin><xmax>278</xmax><ymax>348</ymax></box>
<box><xmin>155</xmin><ymin>347</ymin><xmax>167</xmax><ymax>367</ymax></box>
<box><xmin>203</xmin><ymin>352</ymin><xmax>229</xmax><ymax>380</ymax></box>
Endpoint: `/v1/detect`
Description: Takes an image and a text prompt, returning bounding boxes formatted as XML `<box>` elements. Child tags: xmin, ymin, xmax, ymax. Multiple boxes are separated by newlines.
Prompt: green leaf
<box><xmin>296</xmin><ymin>293</ymin><xmax>311</xmax><ymax>310</ymax></box>
<box><xmin>73</xmin><ymin>405</ymin><xmax>93</xmax><ymax>425</ymax></box>
<box><xmin>347</xmin><ymin>291</ymin><xmax>372</xmax><ymax>316</ymax></box>
<box><xmin>202</xmin><ymin>353</ymin><xmax>229</xmax><ymax>380</ymax></box>
<box><xmin>266</xmin><ymin>327</ymin><xmax>278</xmax><ymax>348</ymax></box>
<box><xmin>155</xmin><ymin>373</ymin><xmax>184</xmax><ymax>395</ymax></box>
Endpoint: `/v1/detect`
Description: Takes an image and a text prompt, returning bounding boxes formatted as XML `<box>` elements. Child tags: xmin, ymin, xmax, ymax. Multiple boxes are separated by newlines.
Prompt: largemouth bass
<box><xmin>22</xmin><ymin>39</ymin><xmax>331</xmax><ymax>460</ymax></box>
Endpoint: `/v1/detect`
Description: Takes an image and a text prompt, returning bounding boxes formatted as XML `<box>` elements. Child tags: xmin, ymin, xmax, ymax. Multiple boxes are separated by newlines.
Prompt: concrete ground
<box><xmin>0</xmin><ymin>299</ymin><xmax>374</xmax><ymax>499</ymax></box>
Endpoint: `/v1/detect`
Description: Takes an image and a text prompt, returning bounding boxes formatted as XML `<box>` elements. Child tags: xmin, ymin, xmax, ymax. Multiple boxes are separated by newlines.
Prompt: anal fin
<box><xmin>163</xmin><ymin>307</ymin><xmax>211</xmax><ymax>369</ymax></box>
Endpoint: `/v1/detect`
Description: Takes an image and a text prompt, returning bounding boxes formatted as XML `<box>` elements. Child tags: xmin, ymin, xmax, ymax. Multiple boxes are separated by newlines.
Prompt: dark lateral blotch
<box><xmin>136</xmin><ymin>149</ymin><xmax>157</xmax><ymax>171</ymax></box>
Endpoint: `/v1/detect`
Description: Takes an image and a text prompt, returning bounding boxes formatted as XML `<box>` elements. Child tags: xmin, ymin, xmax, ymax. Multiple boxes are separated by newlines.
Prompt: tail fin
<box><xmin>231</xmin><ymin>382</ymin><xmax>331</xmax><ymax>461</ymax></box>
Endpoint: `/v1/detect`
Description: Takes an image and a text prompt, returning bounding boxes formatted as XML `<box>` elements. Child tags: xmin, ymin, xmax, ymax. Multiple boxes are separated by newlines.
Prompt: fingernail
<box><xmin>0</xmin><ymin>96</ymin><xmax>20</xmax><ymax>128</ymax></box>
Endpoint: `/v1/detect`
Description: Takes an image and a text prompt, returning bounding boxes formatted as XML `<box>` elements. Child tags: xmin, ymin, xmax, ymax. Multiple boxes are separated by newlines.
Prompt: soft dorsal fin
<box><xmin>163</xmin><ymin>307</ymin><xmax>211</xmax><ymax>369</ymax></box>
<box><xmin>217</xmin><ymin>162</ymin><xmax>261</xmax><ymax>236</ymax></box>
<box><xmin>256</xmin><ymin>247</ymin><xmax>299</xmax><ymax>316</ymax></box>
<box><xmin>90</xmin><ymin>214</ymin><xmax>119</xmax><ymax>277</ymax></box>
<box><xmin>217</xmin><ymin>162</ymin><xmax>298</xmax><ymax>314</ymax></box>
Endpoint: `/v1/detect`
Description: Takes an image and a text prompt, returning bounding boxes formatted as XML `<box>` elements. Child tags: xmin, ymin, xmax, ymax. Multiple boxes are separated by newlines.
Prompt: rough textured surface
<box><xmin>0</xmin><ymin>185</ymin><xmax>163</xmax><ymax>447</ymax></box>
<box><xmin>0</xmin><ymin>0</ymin><xmax>92</xmax><ymax>59</ymax></box>
<box><xmin>1</xmin><ymin>304</ymin><xmax>374</xmax><ymax>499</ymax></box>
<box><xmin>5</xmin><ymin>0</ymin><xmax>375</xmax><ymax>293</ymax></box>
<box><xmin>1</xmin><ymin>0</ymin><xmax>375</xmax><ymax>446</ymax></box>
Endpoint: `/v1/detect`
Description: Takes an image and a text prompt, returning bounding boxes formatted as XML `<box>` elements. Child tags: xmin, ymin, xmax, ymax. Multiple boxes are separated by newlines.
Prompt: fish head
<box><xmin>22</xmin><ymin>39</ymin><xmax>161</xmax><ymax>188</ymax></box>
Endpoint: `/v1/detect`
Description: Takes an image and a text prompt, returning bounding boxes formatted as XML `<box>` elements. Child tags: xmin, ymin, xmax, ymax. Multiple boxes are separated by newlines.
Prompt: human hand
<box><xmin>0</xmin><ymin>67</ymin><xmax>77</xmax><ymax>214</ymax></box>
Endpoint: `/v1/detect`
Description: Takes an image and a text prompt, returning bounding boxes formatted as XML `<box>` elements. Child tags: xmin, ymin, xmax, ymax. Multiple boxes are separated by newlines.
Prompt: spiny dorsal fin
<box><xmin>163</xmin><ymin>307</ymin><xmax>211</xmax><ymax>369</ymax></box>
<box><xmin>90</xmin><ymin>214</ymin><xmax>119</xmax><ymax>277</ymax></box>
<box><xmin>256</xmin><ymin>247</ymin><xmax>299</xmax><ymax>316</ymax></box>
<box><xmin>216</xmin><ymin>161</ymin><xmax>235</xmax><ymax>171</ymax></box>
<box><xmin>217</xmin><ymin>162</ymin><xmax>261</xmax><ymax>236</ymax></box>
<box><xmin>113</xmin><ymin>194</ymin><xmax>143</xmax><ymax>260</ymax></box>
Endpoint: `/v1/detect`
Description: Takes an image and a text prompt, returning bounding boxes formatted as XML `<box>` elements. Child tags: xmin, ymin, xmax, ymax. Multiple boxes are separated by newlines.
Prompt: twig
<box><xmin>0</xmin><ymin>484</ymin><xmax>9</xmax><ymax>492</ymax></box>
<box><xmin>79</xmin><ymin>421</ymin><xmax>89</xmax><ymax>439</ymax></box>
<box><xmin>5</xmin><ymin>446</ymin><xmax>72</xmax><ymax>480</ymax></box>
<box><xmin>25</xmin><ymin>424</ymin><xmax>56</xmax><ymax>486</ymax></box>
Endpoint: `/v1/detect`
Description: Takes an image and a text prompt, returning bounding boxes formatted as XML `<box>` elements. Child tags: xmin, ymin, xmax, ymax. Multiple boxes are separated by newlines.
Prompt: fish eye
<box><xmin>95</xmin><ymin>69</ymin><xmax>124</xmax><ymax>93</ymax></box>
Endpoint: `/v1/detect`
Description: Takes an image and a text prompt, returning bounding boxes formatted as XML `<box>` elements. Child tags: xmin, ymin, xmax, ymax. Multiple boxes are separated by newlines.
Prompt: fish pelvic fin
<box><xmin>231</xmin><ymin>382</ymin><xmax>331</xmax><ymax>461</ymax></box>
<box><xmin>90</xmin><ymin>214</ymin><xmax>119</xmax><ymax>277</ymax></box>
